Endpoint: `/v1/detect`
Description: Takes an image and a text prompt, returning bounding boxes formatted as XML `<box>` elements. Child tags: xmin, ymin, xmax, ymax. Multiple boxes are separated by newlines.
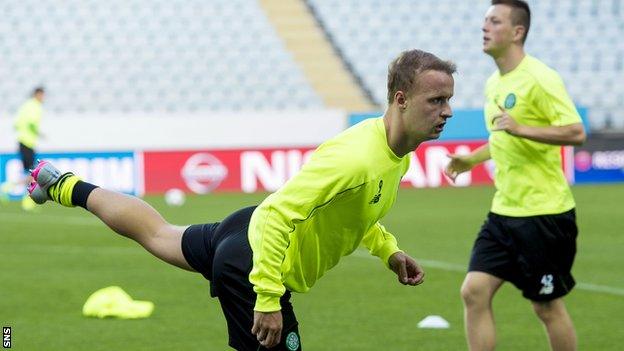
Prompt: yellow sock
<box><xmin>47</xmin><ymin>173</ymin><xmax>80</xmax><ymax>207</ymax></box>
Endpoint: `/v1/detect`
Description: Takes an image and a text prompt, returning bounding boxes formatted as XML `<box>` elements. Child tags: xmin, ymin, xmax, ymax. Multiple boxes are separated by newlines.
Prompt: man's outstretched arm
<box><xmin>248</xmin><ymin>146</ymin><xmax>362</xmax><ymax>348</ymax></box>
<box><xmin>445</xmin><ymin>143</ymin><xmax>491</xmax><ymax>182</ymax></box>
<box><xmin>362</xmin><ymin>222</ymin><xmax>425</xmax><ymax>286</ymax></box>
<box><xmin>389</xmin><ymin>251</ymin><xmax>425</xmax><ymax>286</ymax></box>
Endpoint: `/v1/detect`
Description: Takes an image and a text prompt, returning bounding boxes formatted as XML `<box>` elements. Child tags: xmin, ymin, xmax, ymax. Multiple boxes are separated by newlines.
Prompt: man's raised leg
<box><xmin>29</xmin><ymin>160</ymin><xmax>194</xmax><ymax>272</ymax></box>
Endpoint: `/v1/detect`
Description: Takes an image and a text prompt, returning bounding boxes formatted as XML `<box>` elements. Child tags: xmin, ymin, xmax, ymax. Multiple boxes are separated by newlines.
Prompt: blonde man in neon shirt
<box><xmin>29</xmin><ymin>50</ymin><xmax>456</xmax><ymax>350</ymax></box>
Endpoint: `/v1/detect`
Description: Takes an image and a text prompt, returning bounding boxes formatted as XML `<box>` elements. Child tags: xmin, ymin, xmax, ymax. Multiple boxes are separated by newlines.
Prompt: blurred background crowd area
<box><xmin>0</xmin><ymin>0</ymin><xmax>622</xmax><ymax>131</ymax></box>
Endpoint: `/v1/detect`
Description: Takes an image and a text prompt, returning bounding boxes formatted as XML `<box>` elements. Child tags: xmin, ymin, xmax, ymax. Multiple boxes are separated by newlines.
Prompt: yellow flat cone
<box><xmin>83</xmin><ymin>286</ymin><xmax>154</xmax><ymax>319</ymax></box>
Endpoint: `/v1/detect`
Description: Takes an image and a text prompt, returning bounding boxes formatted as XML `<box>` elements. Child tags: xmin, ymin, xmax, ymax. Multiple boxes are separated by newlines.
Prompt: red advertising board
<box><xmin>142</xmin><ymin>141</ymin><xmax>502</xmax><ymax>194</ymax></box>
<box><xmin>404</xmin><ymin>140</ymin><xmax>493</xmax><ymax>187</ymax></box>
<box><xmin>142</xmin><ymin>147</ymin><xmax>317</xmax><ymax>194</ymax></box>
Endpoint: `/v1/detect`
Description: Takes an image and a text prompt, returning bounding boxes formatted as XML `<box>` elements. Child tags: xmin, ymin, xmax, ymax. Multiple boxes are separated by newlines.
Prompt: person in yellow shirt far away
<box><xmin>1</xmin><ymin>86</ymin><xmax>46</xmax><ymax>211</ymax></box>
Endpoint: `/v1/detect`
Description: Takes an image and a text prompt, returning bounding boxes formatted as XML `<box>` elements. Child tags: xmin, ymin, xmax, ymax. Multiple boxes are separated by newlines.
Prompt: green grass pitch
<box><xmin>2</xmin><ymin>184</ymin><xmax>623</xmax><ymax>350</ymax></box>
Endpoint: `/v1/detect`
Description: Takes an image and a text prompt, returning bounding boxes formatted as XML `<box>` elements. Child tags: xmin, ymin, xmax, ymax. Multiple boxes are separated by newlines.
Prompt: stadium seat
<box><xmin>0</xmin><ymin>0</ymin><xmax>322</xmax><ymax>114</ymax></box>
<box><xmin>307</xmin><ymin>0</ymin><xmax>624</xmax><ymax>130</ymax></box>
<box><xmin>1</xmin><ymin>0</ymin><xmax>622</xmax><ymax>130</ymax></box>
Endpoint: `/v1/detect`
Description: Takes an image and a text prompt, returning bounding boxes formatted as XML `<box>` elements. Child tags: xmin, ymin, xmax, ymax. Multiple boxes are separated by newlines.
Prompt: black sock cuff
<box><xmin>72</xmin><ymin>181</ymin><xmax>99</xmax><ymax>210</ymax></box>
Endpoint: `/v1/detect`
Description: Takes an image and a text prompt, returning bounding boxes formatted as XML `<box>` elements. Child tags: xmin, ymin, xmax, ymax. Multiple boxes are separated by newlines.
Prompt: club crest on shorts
<box><xmin>286</xmin><ymin>331</ymin><xmax>300</xmax><ymax>350</ymax></box>
<box><xmin>504</xmin><ymin>93</ymin><xmax>516</xmax><ymax>109</ymax></box>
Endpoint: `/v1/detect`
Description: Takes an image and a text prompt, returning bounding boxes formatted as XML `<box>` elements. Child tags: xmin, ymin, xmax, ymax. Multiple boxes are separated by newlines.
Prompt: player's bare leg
<box><xmin>28</xmin><ymin>160</ymin><xmax>194</xmax><ymax>271</ymax></box>
<box><xmin>532</xmin><ymin>298</ymin><xmax>577</xmax><ymax>351</ymax></box>
<box><xmin>86</xmin><ymin>188</ymin><xmax>193</xmax><ymax>271</ymax></box>
<box><xmin>461</xmin><ymin>271</ymin><xmax>504</xmax><ymax>351</ymax></box>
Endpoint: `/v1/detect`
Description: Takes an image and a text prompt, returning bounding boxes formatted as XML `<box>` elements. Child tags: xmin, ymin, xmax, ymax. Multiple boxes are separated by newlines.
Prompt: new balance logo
<box><xmin>539</xmin><ymin>274</ymin><xmax>554</xmax><ymax>295</ymax></box>
<box><xmin>369</xmin><ymin>180</ymin><xmax>383</xmax><ymax>204</ymax></box>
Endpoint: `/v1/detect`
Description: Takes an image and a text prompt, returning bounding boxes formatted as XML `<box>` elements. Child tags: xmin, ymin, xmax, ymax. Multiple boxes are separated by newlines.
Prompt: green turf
<box><xmin>1</xmin><ymin>184</ymin><xmax>623</xmax><ymax>350</ymax></box>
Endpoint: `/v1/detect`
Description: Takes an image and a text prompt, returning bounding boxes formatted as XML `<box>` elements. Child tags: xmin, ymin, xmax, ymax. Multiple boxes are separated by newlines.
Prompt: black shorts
<box><xmin>468</xmin><ymin>209</ymin><xmax>578</xmax><ymax>301</ymax></box>
<box><xmin>18</xmin><ymin>142</ymin><xmax>35</xmax><ymax>171</ymax></box>
<box><xmin>181</xmin><ymin>206</ymin><xmax>302</xmax><ymax>351</ymax></box>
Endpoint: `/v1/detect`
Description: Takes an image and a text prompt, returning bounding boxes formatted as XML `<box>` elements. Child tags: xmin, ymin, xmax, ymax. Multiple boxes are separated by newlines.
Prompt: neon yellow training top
<box><xmin>248</xmin><ymin>117</ymin><xmax>409</xmax><ymax>312</ymax></box>
<box><xmin>484</xmin><ymin>55</ymin><xmax>582</xmax><ymax>217</ymax></box>
<box><xmin>14</xmin><ymin>98</ymin><xmax>43</xmax><ymax>148</ymax></box>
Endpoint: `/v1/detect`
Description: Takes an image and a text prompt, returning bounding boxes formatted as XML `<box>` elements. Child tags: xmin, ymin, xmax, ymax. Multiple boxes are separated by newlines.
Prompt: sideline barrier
<box><xmin>140</xmin><ymin>142</ymin><xmax>495</xmax><ymax>194</ymax></box>
<box><xmin>1</xmin><ymin>142</ymin><xmax>580</xmax><ymax>196</ymax></box>
<box><xmin>573</xmin><ymin>135</ymin><xmax>624</xmax><ymax>184</ymax></box>
<box><xmin>0</xmin><ymin>152</ymin><xmax>139</xmax><ymax>199</ymax></box>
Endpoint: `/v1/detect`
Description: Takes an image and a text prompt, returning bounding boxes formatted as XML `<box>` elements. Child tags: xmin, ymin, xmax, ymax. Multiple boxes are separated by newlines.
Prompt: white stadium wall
<box><xmin>0</xmin><ymin>110</ymin><xmax>347</xmax><ymax>152</ymax></box>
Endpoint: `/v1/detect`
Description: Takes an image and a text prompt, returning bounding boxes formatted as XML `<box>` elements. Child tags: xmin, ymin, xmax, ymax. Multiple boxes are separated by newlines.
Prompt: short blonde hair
<box><xmin>387</xmin><ymin>50</ymin><xmax>456</xmax><ymax>104</ymax></box>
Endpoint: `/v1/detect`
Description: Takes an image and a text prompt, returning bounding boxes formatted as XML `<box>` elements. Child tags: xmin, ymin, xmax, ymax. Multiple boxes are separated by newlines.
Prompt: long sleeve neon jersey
<box><xmin>248</xmin><ymin>117</ymin><xmax>410</xmax><ymax>312</ymax></box>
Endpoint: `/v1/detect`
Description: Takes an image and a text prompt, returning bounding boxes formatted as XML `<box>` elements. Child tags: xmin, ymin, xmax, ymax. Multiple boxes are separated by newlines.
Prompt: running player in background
<box><xmin>1</xmin><ymin>86</ymin><xmax>46</xmax><ymax>211</ymax></box>
<box><xmin>445</xmin><ymin>1</ymin><xmax>585</xmax><ymax>350</ymax></box>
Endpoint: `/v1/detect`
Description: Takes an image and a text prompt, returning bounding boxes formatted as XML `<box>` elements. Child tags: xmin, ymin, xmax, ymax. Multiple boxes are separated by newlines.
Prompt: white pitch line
<box><xmin>576</xmin><ymin>283</ymin><xmax>624</xmax><ymax>296</ymax></box>
<box><xmin>352</xmin><ymin>250</ymin><xmax>624</xmax><ymax>297</ymax></box>
<box><xmin>3</xmin><ymin>213</ymin><xmax>623</xmax><ymax>297</ymax></box>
